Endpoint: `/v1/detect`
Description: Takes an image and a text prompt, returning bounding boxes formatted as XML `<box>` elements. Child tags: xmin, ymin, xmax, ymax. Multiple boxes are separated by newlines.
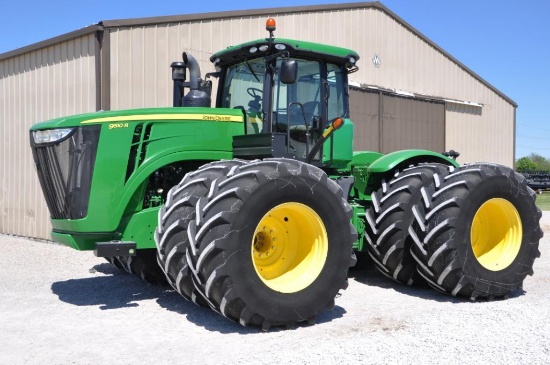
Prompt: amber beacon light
<box><xmin>266</xmin><ymin>17</ymin><xmax>276</xmax><ymax>32</ymax></box>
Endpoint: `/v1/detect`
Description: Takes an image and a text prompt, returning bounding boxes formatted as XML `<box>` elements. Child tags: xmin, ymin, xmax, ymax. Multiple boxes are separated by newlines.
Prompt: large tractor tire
<box><xmin>155</xmin><ymin>160</ymin><xmax>246</xmax><ymax>304</ymax></box>
<box><xmin>185</xmin><ymin>158</ymin><xmax>357</xmax><ymax>330</ymax></box>
<box><xmin>105</xmin><ymin>249</ymin><xmax>167</xmax><ymax>285</ymax></box>
<box><xmin>365</xmin><ymin>163</ymin><xmax>450</xmax><ymax>285</ymax></box>
<box><xmin>409</xmin><ymin>163</ymin><xmax>542</xmax><ymax>299</ymax></box>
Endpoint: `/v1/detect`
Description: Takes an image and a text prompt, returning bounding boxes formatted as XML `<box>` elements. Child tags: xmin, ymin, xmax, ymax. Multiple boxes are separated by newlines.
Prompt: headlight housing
<box><xmin>32</xmin><ymin>128</ymin><xmax>76</xmax><ymax>145</ymax></box>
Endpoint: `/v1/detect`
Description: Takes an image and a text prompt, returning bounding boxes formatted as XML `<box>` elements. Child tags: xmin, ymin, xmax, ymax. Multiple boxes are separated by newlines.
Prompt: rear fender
<box><xmin>368</xmin><ymin>149</ymin><xmax>458</xmax><ymax>173</ymax></box>
<box><xmin>352</xmin><ymin>149</ymin><xmax>459</xmax><ymax>200</ymax></box>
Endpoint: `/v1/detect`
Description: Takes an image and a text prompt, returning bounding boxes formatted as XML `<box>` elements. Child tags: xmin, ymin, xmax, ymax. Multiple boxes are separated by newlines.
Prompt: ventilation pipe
<box><xmin>170</xmin><ymin>61</ymin><xmax>186</xmax><ymax>107</ymax></box>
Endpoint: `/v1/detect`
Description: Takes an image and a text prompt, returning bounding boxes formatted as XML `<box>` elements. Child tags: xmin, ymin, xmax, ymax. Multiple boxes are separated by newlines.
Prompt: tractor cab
<box><xmin>209</xmin><ymin>18</ymin><xmax>359</xmax><ymax>165</ymax></box>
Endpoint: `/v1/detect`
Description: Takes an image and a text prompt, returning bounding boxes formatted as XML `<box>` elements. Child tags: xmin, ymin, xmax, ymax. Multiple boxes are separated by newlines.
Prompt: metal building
<box><xmin>0</xmin><ymin>2</ymin><xmax>517</xmax><ymax>239</ymax></box>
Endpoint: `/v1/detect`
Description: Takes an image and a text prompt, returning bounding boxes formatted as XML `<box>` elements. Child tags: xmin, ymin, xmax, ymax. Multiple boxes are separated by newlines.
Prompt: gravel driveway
<box><xmin>1</xmin><ymin>214</ymin><xmax>549</xmax><ymax>365</ymax></box>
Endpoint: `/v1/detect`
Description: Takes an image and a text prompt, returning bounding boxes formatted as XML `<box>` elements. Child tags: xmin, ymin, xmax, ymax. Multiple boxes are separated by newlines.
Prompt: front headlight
<box><xmin>32</xmin><ymin>128</ymin><xmax>76</xmax><ymax>144</ymax></box>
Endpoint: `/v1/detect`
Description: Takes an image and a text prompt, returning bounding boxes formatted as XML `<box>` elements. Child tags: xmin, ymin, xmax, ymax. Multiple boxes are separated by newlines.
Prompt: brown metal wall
<box><xmin>349</xmin><ymin>88</ymin><xmax>380</xmax><ymax>152</ymax></box>
<box><xmin>380</xmin><ymin>94</ymin><xmax>444</xmax><ymax>153</ymax></box>
<box><xmin>350</xmin><ymin>88</ymin><xmax>444</xmax><ymax>153</ymax></box>
<box><xmin>0</xmin><ymin>34</ymin><xmax>97</xmax><ymax>239</ymax></box>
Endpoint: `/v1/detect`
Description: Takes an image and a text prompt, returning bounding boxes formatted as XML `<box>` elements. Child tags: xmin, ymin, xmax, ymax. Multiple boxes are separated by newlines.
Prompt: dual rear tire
<box><xmin>156</xmin><ymin>158</ymin><xmax>357</xmax><ymax>329</ymax></box>
<box><xmin>409</xmin><ymin>163</ymin><xmax>542</xmax><ymax>299</ymax></box>
<box><xmin>365</xmin><ymin>162</ymin><xmax>542</xmax><ymax>299</ymax></box>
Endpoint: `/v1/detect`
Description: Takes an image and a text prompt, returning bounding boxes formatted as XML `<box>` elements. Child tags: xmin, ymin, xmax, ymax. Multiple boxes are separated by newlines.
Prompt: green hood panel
<box><xmin>30</xmin><ymin>107</ymin><xmax>244</xmax><ymax>130</ymax></box>
<box><xmin>31</xmin><ymin>107</ymin><xmax>246</xmax><ymax>236</ymax></box>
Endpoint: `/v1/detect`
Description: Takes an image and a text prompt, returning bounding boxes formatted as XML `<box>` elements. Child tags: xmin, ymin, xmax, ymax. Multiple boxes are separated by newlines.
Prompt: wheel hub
<box><xmin>251</xmin><ymin>203</ymin><xmax>328</xmax><ymax>293</ymax></box>
<box><xmin>471</xmin><ymin>198</ymin><xmax>523</xmax><ymax>271</ymax></box>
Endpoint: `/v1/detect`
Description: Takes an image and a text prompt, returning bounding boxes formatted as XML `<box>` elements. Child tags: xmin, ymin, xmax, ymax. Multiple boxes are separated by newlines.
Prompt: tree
<box><xmin>530</xmin><ymin>153</ymin><xmax>550</xmax><ymax>171</ymax></box>
<box><xmin>516</xmin><ymin>156</ymin><xmax>537</xmax><ymax>172</ymax></box>
<box><xmin>516</xmin><ymin>153</ymin><xmax>550</xmax><ymax>172</ymax></box>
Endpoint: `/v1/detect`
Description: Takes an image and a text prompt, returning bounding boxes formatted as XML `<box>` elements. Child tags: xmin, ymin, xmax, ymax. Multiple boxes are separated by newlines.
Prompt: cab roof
<box><xmin>210</xmin><ymin>38</ymin><xmax>360</xmax><ymax>68</ymax></box>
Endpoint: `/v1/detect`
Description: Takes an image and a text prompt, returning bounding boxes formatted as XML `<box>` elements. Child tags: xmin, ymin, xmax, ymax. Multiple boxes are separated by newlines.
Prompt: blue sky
<box><xmin>1</xmin><ymin>0</ymin><xmax>549</xmax><ymax>159</ymax></box>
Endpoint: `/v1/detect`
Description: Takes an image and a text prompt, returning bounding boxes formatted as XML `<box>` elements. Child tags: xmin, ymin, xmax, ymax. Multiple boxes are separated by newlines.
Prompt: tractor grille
<box><xmin>30</xmin><ymin>126</ymin><xmax>101</xmax><ymax>219</ymax></box>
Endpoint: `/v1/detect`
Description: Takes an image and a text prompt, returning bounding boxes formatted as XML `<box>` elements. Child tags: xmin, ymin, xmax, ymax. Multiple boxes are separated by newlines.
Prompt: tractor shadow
<box><xmin>51</xmin><ymin>263</ymin><xmax>166</xmax><ymax>310</ymax></box>
<box><xmin>51</xmin><ymin>263</ymin><xmax>346</xmax><ymax>334</ymax></box>
<box><xmin>349</xmin><ymin>261</ymin><xmax>526</xmax><ymax>303</ymax></box>
<box><xmin>156</xmin><ymin>289</ymin><xmax>346</xmax><ymax>333</ymax></box>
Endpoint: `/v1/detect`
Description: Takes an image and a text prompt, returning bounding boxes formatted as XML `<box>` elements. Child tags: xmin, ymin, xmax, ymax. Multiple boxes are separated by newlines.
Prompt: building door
<box><xmin>349</xmin><ymin>87</ymin><xmax>445</xmax><ymax>154</ymax></box>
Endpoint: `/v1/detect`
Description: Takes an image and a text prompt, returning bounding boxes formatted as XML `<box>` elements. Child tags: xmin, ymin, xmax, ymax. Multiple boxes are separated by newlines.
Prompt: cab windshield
<box><xmin>220</xmin><ymin>57</ymin><xmax>347</xmax><ymax>134</ymax></box>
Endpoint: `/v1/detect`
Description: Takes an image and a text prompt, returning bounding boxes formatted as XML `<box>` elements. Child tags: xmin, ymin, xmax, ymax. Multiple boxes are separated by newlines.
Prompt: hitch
<box><xmin>94</xmin><ymin>241</ymin><xmax>137</xmax><ymax>257</ymax></box>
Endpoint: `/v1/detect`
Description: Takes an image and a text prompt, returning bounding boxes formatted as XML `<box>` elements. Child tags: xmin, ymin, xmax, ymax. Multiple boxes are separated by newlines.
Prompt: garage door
<box><xmin>349</xmin><ymin>87</ymin><xmax>445</xmax><ymax>154</ymax></box>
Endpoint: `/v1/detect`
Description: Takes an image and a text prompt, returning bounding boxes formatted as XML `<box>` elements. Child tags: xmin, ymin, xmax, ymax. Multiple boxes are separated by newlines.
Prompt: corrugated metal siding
<box><xmin>446</xmin><ymin>95</ymin><xmax>514</xmax><ymax>165</ymax></box>
<box><xmin>108</xmin><ymin>7</ymin><xmax>514</xmax><ymax>166</ymax></box>
<box><xmin>0</xmin><ymin>34</ymin><xmax>96</xmax><ymax>239</ymax></box>
<box><xmin>109</xmin><ymin>19</ymin><xmax>267</xmax><ymax>110</ymax></box>
<box><xmin>349</xmin><ymin>88</ymin><xmax>380</xmax><ymax>151</ymax></box>
<box><xmin>350</xmin><ymin>88</ymin><xmax>445</xmax><ymax>153</ymax></box>
<box><xmin>380</xmin><ymin>94</ymin><xmax>444</xmax><ymax>153</ymax></box>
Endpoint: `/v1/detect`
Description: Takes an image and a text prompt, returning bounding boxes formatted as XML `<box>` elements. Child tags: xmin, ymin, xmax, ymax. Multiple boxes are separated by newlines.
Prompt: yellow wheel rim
<box><xmin>470</xmin><ymin>198</ymin><xmax>522</xmax><ymax>271</ymax></box>
<box><xmin>251</xmin><ymin>202</ymin><xmax>328</xmax><ymax>293</ymax></box>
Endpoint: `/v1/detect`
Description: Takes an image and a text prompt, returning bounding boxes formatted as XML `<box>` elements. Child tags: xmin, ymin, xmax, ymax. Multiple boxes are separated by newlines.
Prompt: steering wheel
<box><xmin>247</xmin><ymin>87</ymin><xmax>263</xmax><ymax>98</ymax></box>
<box><xmin>289</xmin><ymin>125</ymin><xmax>310</xmax><ymax>132</ymax></box>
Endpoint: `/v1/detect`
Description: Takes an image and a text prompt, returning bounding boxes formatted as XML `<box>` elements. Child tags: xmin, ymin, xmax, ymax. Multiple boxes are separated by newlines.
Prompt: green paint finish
<box><xmin>50</xmin><ymin>231</ymin><xmax>81</xmax><ymax>250</ymax></box>
<box><xmin>349</xmin><ymin>151</ymin><xmax>384</xmax><ymax>201</ymax></box>
<box><xmin>367</xmin><ymin>149</ymin><xmax>459</xmax><ymax>173</ymax></box>
<box><xmin>51</xmin><ymin>231</ymin><xmax>118</xmax><ymax>251</ymax></box>
<box><xmin>323</xmin><ymin>119</ymin><xmax>354</xmax><ymax>169</ymax></box>
<box><xmin>211</xmin><ymin>38</ymin><xmax>359</xmax><ymax>66</ymax></box>
<box><xmin>50</xmin><ymin>209</ymin><xmax>161</xmax><ymax>252</ymax></box>
<box><xmin>350</xmin><ymin>203</ymin><xmax>366</xmax><ymax>251</ymax></box>
<box><xmin>35</xmin><ymin>108</ymin><xmax>246</xmax><ymax>250</ymax></box>
<box><xmin>119</xmin><ymin>208</ymin><xmax>160</xmax><ymax>249</ymax></box>
<box><xmin>351</xmin><ymin>151</ymin><xmax>385</xmax><ymax>166</ymax></box>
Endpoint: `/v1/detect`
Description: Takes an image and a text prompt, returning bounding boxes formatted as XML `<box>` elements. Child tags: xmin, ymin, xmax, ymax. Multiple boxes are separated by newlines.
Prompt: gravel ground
<box><xmin>1</xmin><ymin>214</ymin><xmax>549</xmax><ymax>365</ymax></box>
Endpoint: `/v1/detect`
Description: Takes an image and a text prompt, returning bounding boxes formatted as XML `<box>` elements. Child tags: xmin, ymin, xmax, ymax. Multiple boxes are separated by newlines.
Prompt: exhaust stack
<box><xmin>181</xmin><ymin>52</ymin><xmax>211</xmax><ymax>108</ymax></box>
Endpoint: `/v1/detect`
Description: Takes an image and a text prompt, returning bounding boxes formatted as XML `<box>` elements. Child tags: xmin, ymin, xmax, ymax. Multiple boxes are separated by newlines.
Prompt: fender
<box><xmin>367</xmin><ymin>149</ymin><xmax>459</xmax><ymax>173</ymax></box>
<box><xmin>350</xmin><ymin>149</ymin><xmax>459</xmax><ymax>201</ymax></box>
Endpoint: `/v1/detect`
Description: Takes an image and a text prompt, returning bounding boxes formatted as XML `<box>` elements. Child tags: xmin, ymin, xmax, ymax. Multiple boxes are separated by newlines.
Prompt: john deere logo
<box><xmin>372</xmin><ymin>54</ymin><xmax>381</xmax><ymax>68</ymax></box>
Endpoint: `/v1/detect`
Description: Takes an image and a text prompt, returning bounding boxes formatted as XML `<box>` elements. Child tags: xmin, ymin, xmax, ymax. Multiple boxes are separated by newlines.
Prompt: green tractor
<box><xmin>30</xmin><ymin>19</ymin><xmax>542</xmax><ymax>330</ymax></box>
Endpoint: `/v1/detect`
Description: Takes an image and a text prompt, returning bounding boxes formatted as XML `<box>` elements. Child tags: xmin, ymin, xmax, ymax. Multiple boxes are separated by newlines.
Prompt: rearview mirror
<box><xmin>280</xmin><ymin>60</ymin><xmax>297</xmax><ymax>84</ymax></box>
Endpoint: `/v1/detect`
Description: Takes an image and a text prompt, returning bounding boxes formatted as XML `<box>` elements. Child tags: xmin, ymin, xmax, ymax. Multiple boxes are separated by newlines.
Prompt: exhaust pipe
<box><xmin>183</xmin><ymin>53</ymin><xmax>200</xmax><ymax>91</ymax></box>
<box><xmin>181</xmin><ymin>52</ymin><xmax>211</xmax><ymax>108</ymax></box>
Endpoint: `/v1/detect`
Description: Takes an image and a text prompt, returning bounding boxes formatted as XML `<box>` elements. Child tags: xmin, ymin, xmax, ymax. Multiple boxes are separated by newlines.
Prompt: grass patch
<box><xmin>535</xmin><ymin>191</ymin><xmax>550</xmax><ymax>211</ymax></box>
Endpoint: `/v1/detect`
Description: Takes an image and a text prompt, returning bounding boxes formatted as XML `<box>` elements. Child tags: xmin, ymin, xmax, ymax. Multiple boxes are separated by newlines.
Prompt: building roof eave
<box><xmin>0</xmin><ymin>2</ymin><xmax>517</xmax><ymax>108</ymax></box>
<box><xmin>0</xmin><ymin>25</ymin><xmax>102</xmax><ymax>63</ymax></box>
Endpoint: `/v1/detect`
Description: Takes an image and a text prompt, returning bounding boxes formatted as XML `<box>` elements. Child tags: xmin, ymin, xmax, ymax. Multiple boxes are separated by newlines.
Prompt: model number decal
<box><xmin>109</xmin><ymin>123</ymin><xmax>129</xmax><ymax>129</ymax></box>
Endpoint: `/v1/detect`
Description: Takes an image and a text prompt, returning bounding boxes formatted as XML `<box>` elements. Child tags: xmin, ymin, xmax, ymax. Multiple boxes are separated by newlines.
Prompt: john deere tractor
<box><xmin>30</xmin><ymin>18</ymin><xmax>542</xmax><ymax>330</ymax></box>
